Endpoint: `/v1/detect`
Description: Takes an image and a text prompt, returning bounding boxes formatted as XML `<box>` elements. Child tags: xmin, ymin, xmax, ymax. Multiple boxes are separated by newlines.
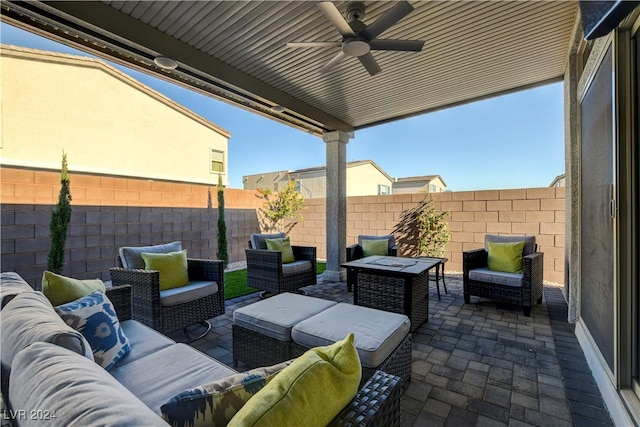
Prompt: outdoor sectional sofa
<box><xmin>0</xmin><ymin>272</ymin><xmax>403</xmax><ymax>426</ymax></box>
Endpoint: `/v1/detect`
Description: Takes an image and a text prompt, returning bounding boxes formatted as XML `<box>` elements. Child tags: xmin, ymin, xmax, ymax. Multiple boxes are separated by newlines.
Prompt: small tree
<box><xmin>256</xmin><ymin>174</ymin><xmax>305</xmax><ymax>234</ymax></box>
<box><xmin>47</xmin><ymin>152</ymin><xmax>72</xmax><ymax>274</ymax></box>
<box><xmin>216</xmin><ymin>175</ymin><xmax>229</xmax><ymax>267</ymax></box>
<box><xmin>393</xmin><ymin>197</ymin><xmax>451</xmax><ymax>257</ymax></box>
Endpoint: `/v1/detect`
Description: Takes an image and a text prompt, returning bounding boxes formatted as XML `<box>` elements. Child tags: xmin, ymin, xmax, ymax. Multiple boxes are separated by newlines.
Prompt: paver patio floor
<box><xmin>169</xmin><ymin>274</ymin><xmax>613</xmax><ymax>427</ymax></box>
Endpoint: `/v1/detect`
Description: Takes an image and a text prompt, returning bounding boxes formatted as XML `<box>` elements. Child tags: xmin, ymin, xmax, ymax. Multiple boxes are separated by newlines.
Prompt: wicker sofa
<box><xmin>0</xmin><ymin>272</ymin><xmax>403</xmax><ymax>426</ymax></box>
<box><xmin>463</xmin><ymin>234</ymin><xmax>544</xmax><ymax>316</ymax></box>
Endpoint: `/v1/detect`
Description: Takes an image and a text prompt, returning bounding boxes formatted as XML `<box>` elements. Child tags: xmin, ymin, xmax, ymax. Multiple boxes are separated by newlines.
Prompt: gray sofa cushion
<box><xmin>119</xmin><ymin>241</ymin><xmax>182</xmax><ymax>269</ymax></box>
<box><xmin>468</xmin><ymin>268</ymin><xmax>523</xmax><ymax>288</ymax></box>
<box><xmin>281</xmin><ymin>260</ymin><xmax>313</xmax><ymax>275</ymax></box>
<box><xmin>358</xmin><ymin>235</ymin><xmax>396</xmax><ymax>254</ymax></box>
<box><xmin>10</xmin><ymin>342</ymin><xmax>165</xmax><ymax>426</ymax></box>
<box><xmin>110</xmin><ymin>343</ymin><xmax>237</xmax><ymax>413</ymax></box>
<box><xmin>292</xmin><ymin>303</ymin><xmax>410</xmax><ymax>368</ymax></box>
<box><xmin>233</xmin><ymin>292</ymin><xmax>337</xmax><ymax>341</ymax></box>
<box><xmin>250</xmin><ymin>233</ymin><xmax>286</xmax><ymax>250</ymax></box>
<box><xmin>1</xmin><ymin>292</ymin><xmax>92</xmax><ymax>371</ymax></box>
<box><xmin>159</xmin><ymin>280</ymin><xmax>218</xmax><ymax>307</ymax></box>
<box><xmin>485</xmin><ymin>234</ymin><xmax>536</xmax><ymax>256</ymax></box>
<box><xmin>0</xmin><ymin>272</ymin><xmax>34</xmax><ymax>309</ymax></box>
<box><xmin>114</xmin><ymin>320</ymin><xmax>175</xmax><ymax>367</ymax></box>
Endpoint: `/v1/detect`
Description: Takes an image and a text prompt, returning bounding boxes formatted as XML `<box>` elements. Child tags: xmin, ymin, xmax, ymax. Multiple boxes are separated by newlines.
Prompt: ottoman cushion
<box><xmin>233</xmin><ymin>293</ymin><xmax>337</xmax><ymax>342</ymax></box>
<box><xmin>292</xmin><ymin>303</ymin><xmax>410</xmax><ymax>368</ymax></box>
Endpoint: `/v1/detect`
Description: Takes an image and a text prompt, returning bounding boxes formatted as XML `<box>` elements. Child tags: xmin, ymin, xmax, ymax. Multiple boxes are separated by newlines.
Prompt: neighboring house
<box><xmin>243</xmin><ymin>160</ymin><xmax>394</xmax><ymax>198</ymax></box>
<box><xmin>0</xmin><ymin>45</ymin><xmax>230</xmax><ymax>186</ymax></box>
<box><xmin>549</xmin><ymin>174</ymin><xmax>566</xmax><ymax>187</ymax></box>
<box><xmin>392</xmin><ymin>175</ymin><xmax>447</xmax><ymax>194</ymax></box>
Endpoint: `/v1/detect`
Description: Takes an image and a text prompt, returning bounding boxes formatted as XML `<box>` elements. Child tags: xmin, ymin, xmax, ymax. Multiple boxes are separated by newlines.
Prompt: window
<box><xmin>429</xmin><ymin>184</ymin><xmax>437</xmax><ymax>192</ymax></box>
<box><xmin>210</xmin><ymin>149</ymin><xmax>224</xmax><ymax>173</ymax></box>
<box><xmin>378</xmin><ymin>184</ymin><xmax>390</xmax><ymax>195</ymax></box>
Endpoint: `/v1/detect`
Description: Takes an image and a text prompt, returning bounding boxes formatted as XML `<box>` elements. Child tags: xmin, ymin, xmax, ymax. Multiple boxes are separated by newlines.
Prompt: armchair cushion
<box><xmin>265</xmin><ymin>236</ymin><xmax>295</xmax><ymax>263</ymax></box>
<box><xmin>468</xmin><ymin>268</ymin><xmax>523</xmax><ymax>287</ymax></box>
<box><xmin>160</xmin><ymin>281</ymin><xmax>219</xmax><ymax>307</ymax></box>
<box><xmin>42</xmin><ymin>270</ymin><xmax>106</xmax><ymax>307</ymax></box>
<box><xmin>357</xmin><ymin>235</ymin><xmax>396</xmax><ymax>255</ymax></box>
<box><xmin>362</xmin><ymin>239</ymin><xmax>390</xmax><ymax>257</ymax></box>
<box><xmin>229</xmin><ymin>333</ymin><xmax>361</xmax><ymax>427</ymax></box>
<box><xmin>55</xmin><ymin>291</ymin><xmax>131</xmax><ymax>371</ymax></box>
<box><xmin>250</xmin><ymin>233</ymin><xmax>286</xmax><ymax>250</ymax></box>
<box><xmin>120</xmin><ymin>241</ymin><xmax>182</xmax><ymax>269</ymax></box>
<box><xmin>485</xmin><ymin>234</ymin><xmax>536</xmax><ymax>256</ymax></box>
<box><xmin>487</xmin><ymin>241</ymin><xmax>525</xmax><ymax>273</ymax></box>
<box><xmin>141</xmin><ymin>250</ymin><xmax>189</xmax><ymax>291</ymax></box>
<box><xmin>281</xmin><ymin>260</ymin><xmax>313</xmax><ymax>275</ymax></box>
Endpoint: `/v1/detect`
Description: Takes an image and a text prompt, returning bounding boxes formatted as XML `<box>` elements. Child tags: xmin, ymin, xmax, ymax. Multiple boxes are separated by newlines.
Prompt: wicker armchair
<box><xmin>109</xmin><ymin>241</ymin><xmax>225</xmax><ymax>340</ymax></box>
<box><xmin>246</xmin><ymin>233</ymin><xmax>317</xmax><ymax>298</ymax></box>
<box><xmin>463</xmin><ymin>234</ymin><xmax>543</xmax><ymax>316</ymax></box>
<box><xmin>346</xmin><ymin>235</ymin><xmax>398</xmax><ymax>292</ymax></box>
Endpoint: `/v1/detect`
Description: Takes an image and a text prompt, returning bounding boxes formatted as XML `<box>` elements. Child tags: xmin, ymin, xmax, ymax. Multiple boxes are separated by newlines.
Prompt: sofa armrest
<box><xmin>187</xmin><ymin>258</ymin><xmax>224</xmax><ymax>283</ymax></box>
<box><xmin>109</xmin><ymin>268</ymin><xmax>162</xmax><ymax>330</ymax></box>
<box><xmin>105</xmin><ymin>284</ymin><xmax>132</xmax><ymax>322</ymax></box>
<box><xmin>346</xmin><ymin>244</ymin><xmax>363</xmax><ymax>262</ymax></box>
<box><xmin>329</xmin><ymin>370</ymin><xmax>402</xmax><ymax>426</ymax></box>
<box><xmin>292</xmin><ymin>246</ymin><xmax>317</xmax><ymax>274</ymax></box>
<box><xmin>389</xmin><ymin>245</ymin><xmax>398</xmax><ymax>257</ymax></box>
<box><xmin>463</xmin><ymin>248</ymin><xmax>487</xmax><ymax>274</ymax></box>
<box><xmin>523</xmin><ymin>252</ymin><xmax>544</xmax><ymax>303</ymax></box>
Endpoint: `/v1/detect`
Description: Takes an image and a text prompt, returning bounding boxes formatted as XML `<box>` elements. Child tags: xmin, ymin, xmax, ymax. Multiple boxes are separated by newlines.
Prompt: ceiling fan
<box><xmin>287</xmin><ymin>1</ymin><xmax>424</xmax><ymax>76</ymax></box>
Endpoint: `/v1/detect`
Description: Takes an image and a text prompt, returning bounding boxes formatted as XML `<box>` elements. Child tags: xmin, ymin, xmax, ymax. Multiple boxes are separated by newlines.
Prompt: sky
<box><xmin>1</xmin><ymin>22</ymin><xmax>565</xmax><ymax>191</ymax></box>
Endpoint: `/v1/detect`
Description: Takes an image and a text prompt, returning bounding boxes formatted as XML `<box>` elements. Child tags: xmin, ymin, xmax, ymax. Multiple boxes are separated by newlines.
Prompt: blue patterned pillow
<box><xmin>55</xmin><ymin>291</ymin><xmax>131</xmax><ymax>371</ymax></box>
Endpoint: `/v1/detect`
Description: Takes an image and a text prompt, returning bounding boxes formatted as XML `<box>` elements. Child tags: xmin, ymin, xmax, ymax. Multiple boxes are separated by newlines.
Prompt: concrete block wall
<box><xmin>289</xmin><ymin>187</ymin><xmax>565</xmax><ymax>284</ymax></box>
<box><xmin>1</xmin><ymin>165</ymin><xmax>565</xmax><ymax>287</ymax></box>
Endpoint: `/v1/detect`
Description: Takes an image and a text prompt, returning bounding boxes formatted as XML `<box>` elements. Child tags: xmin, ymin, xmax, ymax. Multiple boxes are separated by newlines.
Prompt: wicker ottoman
<box><xmin>291</xmin><ymin>303</ymin><xmax>412</xmax><ymax>387</ymax></box>
<box><xmin>232</xmin><ymin>292</ymin><xmax>337</xmax><ymax>368</ymax></box>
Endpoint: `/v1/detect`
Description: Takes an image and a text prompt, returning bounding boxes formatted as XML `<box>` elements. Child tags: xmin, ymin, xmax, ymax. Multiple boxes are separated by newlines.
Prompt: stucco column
<box><xmin>322</xmin><ymin>130</ymin><xmax>350</xmax><ymax>282</ymax></box>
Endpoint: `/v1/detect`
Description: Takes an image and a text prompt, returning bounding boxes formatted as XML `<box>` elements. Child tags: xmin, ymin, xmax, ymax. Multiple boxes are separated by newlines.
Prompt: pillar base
<box><xmin>322</xmin><ymin>269</ymin><xmax>346</xmax><ymax>283</ymax></box>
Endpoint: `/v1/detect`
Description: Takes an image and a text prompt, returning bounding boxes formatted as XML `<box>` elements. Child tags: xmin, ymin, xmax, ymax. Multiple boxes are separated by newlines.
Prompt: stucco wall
<box><xmin>0</xmin><ymin>46</ymin><xmax>229</xmax><ymax>186</ymax></box>
<box><xmin>1</xmin><ymin>166</ymin><xmax>564</xmax><ymax>287</ymax></box>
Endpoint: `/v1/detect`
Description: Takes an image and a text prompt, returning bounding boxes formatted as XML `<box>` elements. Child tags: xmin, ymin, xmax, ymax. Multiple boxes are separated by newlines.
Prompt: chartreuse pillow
<box><xmin>229</xmin><ymin>333</ymin><xmax>361</xmax><ymax>427</ymax></box>
<box><xmin>42</xmin><ymin>270</ymin><xmax>106</xmax><ymax>307</ymax></box>
<box><xmin>141</xmin><ymin>249</ymin><xmax>189</xmax><ymax>291</ymax></box>
<box><xmin>362</xmin><ymin>239</ymin><xmax>389</xmax><ymax>256</ymax></box>
<box><xmin>487</xmin><ymin>241</ymin><xmax>526</xmax><ymax>273</ymax></box>
<box><xmin>265</xmin><ymin>237</ymin><xmax>295</xmax><ymax>264</ymax></box>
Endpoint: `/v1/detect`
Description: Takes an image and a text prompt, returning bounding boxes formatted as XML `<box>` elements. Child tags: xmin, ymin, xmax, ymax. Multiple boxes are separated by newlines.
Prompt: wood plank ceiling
<box><xmin>1</xmin><ymin>1</ymin><xmax>579</xmax><ymax>136</ymax></box>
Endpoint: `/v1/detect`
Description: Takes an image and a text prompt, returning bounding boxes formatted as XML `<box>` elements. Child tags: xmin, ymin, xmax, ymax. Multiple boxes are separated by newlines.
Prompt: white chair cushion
<box><xmin>233</xmin><ymin>293</ymin><xmax>337</xmax><ymax>342</ymax></box>
<box><xmin>291</xmin><ymin>303</ymin><xmax>410</xmax><ymax>368</ymax></box>
<box><xmin>159</xmin><ymin>281</ymin><xmax>218</xmax><ymax>307</ymax></box>
<box><xmin>469</xmin><ymin>268</ymin><xmax>523</xmax><ymax>287</ymax></box>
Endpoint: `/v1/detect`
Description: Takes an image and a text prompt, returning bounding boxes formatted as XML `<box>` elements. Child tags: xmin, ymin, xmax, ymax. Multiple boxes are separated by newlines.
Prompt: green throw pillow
<box><xmin>161</xmin><ymin>360</ymin><xmax>292</xmax><ymax>427</ymax></box>
<box><xmin>362</xmin><ymin>239</ymin><xmax>389</xmax><ymax>256</ymax></box>
<box><xmin>141</xmin><ymin>250</ymin><xmax>189</xmax><ymax>291</ymax></box>
<box><xmin>42</xmin><ymin>271</ymin><xmax>106</xmax><ymax>307</ymax></box>
<box><xmin>229</xmin><ymin>333</ymin><xmax>361</xmax><ymax>427</ymax></box>
<box><xmin>265</xmin><ymin>237</ymin><xmax>295</xmax><ymax>264</ymax></box>
<box><xmin>487</xmin><ymin>241</ymin><xmax>526</xmax><ymax>273</ymax></box>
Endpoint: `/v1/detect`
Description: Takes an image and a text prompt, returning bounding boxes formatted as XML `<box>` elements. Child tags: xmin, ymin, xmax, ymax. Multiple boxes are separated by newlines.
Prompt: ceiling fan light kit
<box><xmin>287</xmin><ymin>1</ymin><xmax>424</xmax><ymax>76</ymax></box>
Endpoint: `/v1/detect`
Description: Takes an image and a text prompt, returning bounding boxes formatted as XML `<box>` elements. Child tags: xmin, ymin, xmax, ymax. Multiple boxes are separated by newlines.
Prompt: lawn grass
<box><xmin>224</xmin><ymin>261</ymin><xmax>326</xmax><ymax>300</ymax></box>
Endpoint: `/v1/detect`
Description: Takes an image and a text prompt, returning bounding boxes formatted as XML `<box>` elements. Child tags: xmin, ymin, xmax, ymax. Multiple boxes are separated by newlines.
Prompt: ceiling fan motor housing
<box><xmin>346</xmin><ymin>2</ymin><xmax>366</xmax><ymax>22</ymax></box>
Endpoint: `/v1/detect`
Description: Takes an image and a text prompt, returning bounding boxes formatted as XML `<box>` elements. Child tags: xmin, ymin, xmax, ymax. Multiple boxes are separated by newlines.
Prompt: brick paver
<box><xmin>168</xmin><ymin>273</ymin><xmax>613</xmax><ymax>426</ymax></box>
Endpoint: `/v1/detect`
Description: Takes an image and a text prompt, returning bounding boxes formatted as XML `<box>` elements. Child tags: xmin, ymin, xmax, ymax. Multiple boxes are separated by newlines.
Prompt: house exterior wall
<box><xmin>393</xmin><ymin>176</ymin><xmax>447</xmax><ymax>194</ymax></box>
<box><xmin>0</xmin><ymin>46</ymin><xmax>230</xmax><ymax>186</ymax></box>
<box><xmin>1</xmin><ymin>165</ymin><xmax>565</xmax><ymax>287</ymax></box>
<box><xmin>346</xmin><ymin>163</ymin><xmax>393</xmax><ymax>196</ymax></box>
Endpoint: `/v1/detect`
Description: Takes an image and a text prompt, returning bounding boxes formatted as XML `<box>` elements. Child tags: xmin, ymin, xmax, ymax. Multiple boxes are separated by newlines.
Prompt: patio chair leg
<box><xmin>183</xmin><ymin>320</ymin><xmax>212</xmax><ymax>343</ymax></box>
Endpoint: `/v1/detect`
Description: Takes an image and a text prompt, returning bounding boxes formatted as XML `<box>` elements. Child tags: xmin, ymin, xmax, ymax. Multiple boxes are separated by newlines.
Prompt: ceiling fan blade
<box><xmin>287</xmin><ymin>41</ymin><xmax>342</xmax><ymax>48</ymax></box>
<box><xmin>319</xmin><ymin>51</ymin><xmax>348</xmax><ymax>74</ymax></box>
<box><xmin>361</xmin><ymin>1</ymin><xmax>414</xmax><ymax>41</ymax></box>
<box><xmin>318</xmin><ymin>2</ymin><xmax>356</xmax><ymax>37</ymax></box>
<box><xmin>369</xmin><ymin>39</ymin><xmax>424</xmax><ymax>51</ymax></box>
<box><xmin>358</xmin><ymin>52</ymin><xmax>382</xmax><ymax>76</ymax></box>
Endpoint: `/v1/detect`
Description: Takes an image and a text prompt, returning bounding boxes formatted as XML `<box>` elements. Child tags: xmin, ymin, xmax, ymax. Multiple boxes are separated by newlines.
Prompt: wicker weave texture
<box><xmin>245</xmin><ymin>245</ymin><xmax>317</xmax><ymax>294</ymax></box>
<box><xmin>355</xmin><ymin>272</ymin><xmax>429</xmax><ymax>332</ymax></box>
<box><xmin>105</xmin><ymin>284</ymin><xmax>132</xmax><ymax>321</ymax></box>
<box><xmin>329</xmin><ymin>370</ymin><xmax>402</xmax><ymax>427</ymax></box>
<box><xmin>110</xmin><ymin>258</ymin><xmax>225</xmax><ymax>334</ymax></box>
<box><xmin>463</xmin><ymin>249</ymin><xmax>544</xmax><ymax>316</ymax></box>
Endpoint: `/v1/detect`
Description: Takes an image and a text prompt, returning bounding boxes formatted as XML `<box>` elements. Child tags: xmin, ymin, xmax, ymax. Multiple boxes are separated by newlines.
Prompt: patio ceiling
<box><xmin>1</xmin><ymin>1</ymin><xmax>579</xmax><ymax>136</ymax></box>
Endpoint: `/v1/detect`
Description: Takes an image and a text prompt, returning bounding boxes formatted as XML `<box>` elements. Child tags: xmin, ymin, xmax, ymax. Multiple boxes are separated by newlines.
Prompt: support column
<box><xmin>322</xmin><ymin>130</ymin><xmax>350</xmax><ymax>283</ymax></box>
